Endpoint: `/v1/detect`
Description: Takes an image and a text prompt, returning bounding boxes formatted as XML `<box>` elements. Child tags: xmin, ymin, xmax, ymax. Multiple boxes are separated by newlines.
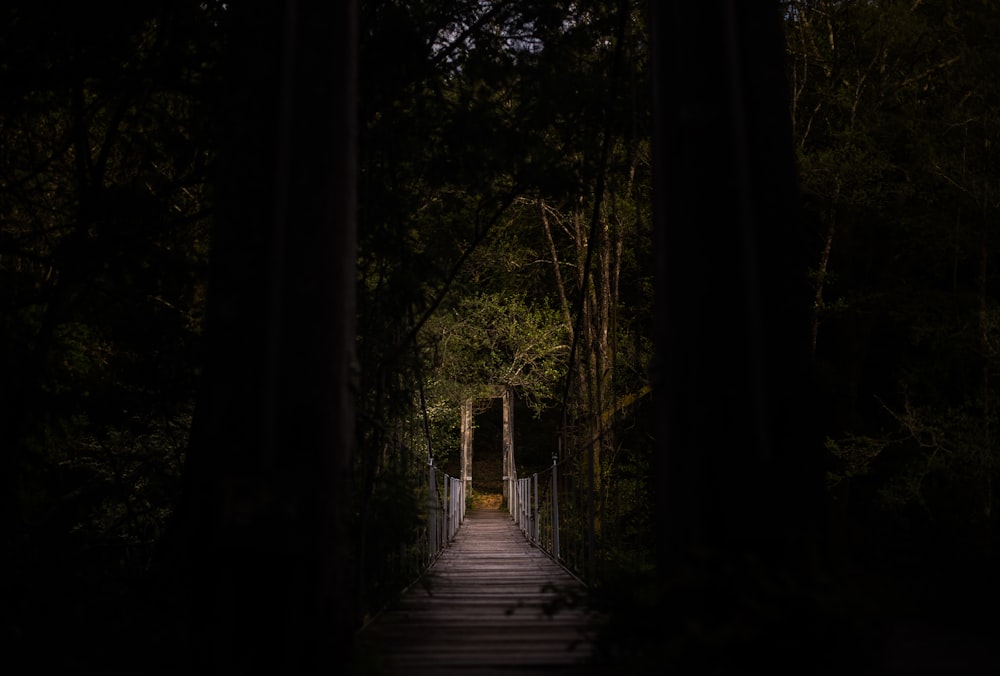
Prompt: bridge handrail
<box><xmin>427</xmin><ymin>457</ymin><xmax>466</xmax><ymax>563</ymax></box>
<box><xmin>424</xmin><ymin>451</ymin><xmax>563</xmax><ymax>569</ymax></box>
<box><xmin>508</xmin><ymin>453</ymin><xmax>560</xmax><ymax>561</ymax></box>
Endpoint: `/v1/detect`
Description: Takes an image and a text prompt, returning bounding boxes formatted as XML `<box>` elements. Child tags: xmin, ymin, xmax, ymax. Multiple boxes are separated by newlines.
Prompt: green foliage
<box><xmin>825</xmin><ymin>434</ymin><xmax>891</xmax><ymax>488</ymax></box>
<box><xmin>353</xmin><ymin>8</ymin><xmax>656</xmax><ymax>635</ymax></box>
<box><xmin>1</xmin><ymin>3</ymin><xmax>218</xmax><ymax>666</ymax></box>
<box><xmin>422</xmin><ymin>291</ymin><xmax>569</xmax><ymax>412</ymax></box>
<box><xmin>789</xmin><ymin>0</ymin><xmax>1000</xmax><ymax>572</ymax></box>
<box><xmin>871</xmin><ymin>398</ymin><xmax>997</xmax><ymax>518</ymax></box>
<box><xmin>356</xmin><ymin>458</ymin><xmax>427</xmax><ymax>619</ymax></box>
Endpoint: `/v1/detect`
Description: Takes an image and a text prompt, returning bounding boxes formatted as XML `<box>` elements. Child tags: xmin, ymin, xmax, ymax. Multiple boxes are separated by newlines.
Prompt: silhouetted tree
<box><xmin>182</xmin><ymin>2</ymin><xmax>358</xmax><ymax>671</ymax></box>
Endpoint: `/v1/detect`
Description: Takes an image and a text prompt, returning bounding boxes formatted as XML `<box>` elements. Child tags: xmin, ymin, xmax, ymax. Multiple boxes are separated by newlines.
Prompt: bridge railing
<box><xmin>427</xmin><ymin>457</ymin><xmax>466</xmax><ymax>563</ymax></box>
<box><xmin>508</xmin><ymin>453</ymin><xmax>561</xmax><ymax>562</ymax></box>
<box><xmin>537</xmin><ymin>432</ymin><xmax>655</xmax><ymax>585</ymax></box>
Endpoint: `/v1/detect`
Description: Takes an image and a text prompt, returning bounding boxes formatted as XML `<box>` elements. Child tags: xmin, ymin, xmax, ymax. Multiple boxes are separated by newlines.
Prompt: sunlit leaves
<box><xmin>422</xmin><ymin>291</ymin><xmax>569</xmax><ymax>413</ymax></box>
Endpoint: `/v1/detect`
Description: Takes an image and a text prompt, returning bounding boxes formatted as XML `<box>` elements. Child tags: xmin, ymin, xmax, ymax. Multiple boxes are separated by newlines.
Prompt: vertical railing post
<box><xmin>516</xmin><ymin>479</ymin><xmax>521</xmax><ymax>529</ymax></box>
<box><xmin>551</xmin><ymin>453</ymin><xmax>560</xmax><ymax>560</ymax></box>
<box><xmin>520</xmin><ymin>479</ymin><xmax>525</xmax><ymax>534</ymax></box>
<box><xmin>522</xmin><ymin>479</ymin><xmax>529</xmax><ymax>534</ymax></box>
<box><xmin>444</xmin><ymin>472</ymin><xmax>451</xmax><ymax>544</ymax></box>
<box><xmin>524</xmin><ymin>478</ymin><xmax>530</xmax><ymax>536</ymax></box>
<box><xmin>428</xmin><ymin>456</ymin><xmax>437</xmax><ymax>560</ymax></box>
<box><xmin>518</xmin><ymin>479</ymin><xmax>523</xmax><ymax>531</ymax></box>
<box><xmin>508</xmin><ymin>472</ymin><xmax>514</xmax><ymax>518</ymax></box>
<box><xmin>517</xmin><ymin>479</ymin><xmax>528</xmax><ymax>535</ymax></box>
<box><xmin>532</xmin><ymin>472</ymin><xmax>539</xmax><ymax>544</ymax></box>
<box><xmin>514</xmin><ymin>479</ymin><xmax>519</xmax><ymax>528</ymax></box>
<box><xmin>455</xmin><ymin>477</ymin><xmax>461</xmax><ymax>535</ymax></box>
<box><xmin>513</xmin><ymin>473</ymin><xmax>518</xmax><ymax>519</ymax></box>
<box><xmin>522</xmin><ymin>479</ymin><xmax>528</xmax><ymax>533</ymax></box>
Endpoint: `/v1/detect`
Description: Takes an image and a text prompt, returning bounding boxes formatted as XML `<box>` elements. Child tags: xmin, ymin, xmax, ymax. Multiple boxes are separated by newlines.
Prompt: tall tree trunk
<box><xmin>539</xmin><ymin>198</ymin><xmax>574</xmax><ymax>336</ymax></box>
<box><xmin>652</xmin><ymin>0</ymin><xmax>821</xmax><ymax>583</ymax></box>
<box><xmin>981</xmin><ymin>219</ymin><xmax>993</xmax><ymax>521</ymax></box>
<box><xmin>811</xmin><ymin>203</ymin><xmax>837</xmax><ymax>356</ymax></box>
<box><xmin>182</xmin><ymin>1</ymin><xmax>358</xmax><ymax>671</ymax></box>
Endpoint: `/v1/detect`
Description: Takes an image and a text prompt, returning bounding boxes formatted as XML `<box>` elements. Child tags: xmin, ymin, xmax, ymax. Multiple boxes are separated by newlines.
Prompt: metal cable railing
<box><xmin>508</xmin><ymin>453</ymin><xmax>561</xmax><ymax>563</ymax></box>
<box><xmin>506</xmin><ymin>435</ymin><xmax>653</xmax><ymax>585</ymax></box>
<box><xmin>427</xmin><ymin>457</ymin><xmax>466</xmax><ymax>563</ymax></box>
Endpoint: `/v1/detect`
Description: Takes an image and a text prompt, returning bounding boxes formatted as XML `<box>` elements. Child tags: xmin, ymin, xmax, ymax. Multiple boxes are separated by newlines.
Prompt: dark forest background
<box><xmin>3</xmin><ymin>1</ymin><xmax>1000</xmax><ymax>673</ymax></box>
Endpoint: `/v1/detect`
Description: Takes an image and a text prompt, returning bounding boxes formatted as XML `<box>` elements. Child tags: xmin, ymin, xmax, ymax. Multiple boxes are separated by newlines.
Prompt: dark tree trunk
<box><xmin>182</xmin><ymin>1</ymin><xmax>358</xmax><ymax>671</ymax></box>
<box><xmin>652</xmin><ymin>0</ymin><xmax>821</xmax><ymax>583</ymax></box>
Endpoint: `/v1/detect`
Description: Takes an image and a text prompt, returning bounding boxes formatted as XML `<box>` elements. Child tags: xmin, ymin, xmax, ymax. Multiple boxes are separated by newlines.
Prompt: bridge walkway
<box><xmin>354</xmin><ymin>508</ymin><xmax>604</xmax><ymax>675</ymax></box>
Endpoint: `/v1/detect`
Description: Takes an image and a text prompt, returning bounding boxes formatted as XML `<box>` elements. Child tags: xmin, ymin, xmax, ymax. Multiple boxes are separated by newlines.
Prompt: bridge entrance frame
<box><xmin>459</xmin><ymin>385</ymin><xmax>515</xmax><ymax>501</ymax></box>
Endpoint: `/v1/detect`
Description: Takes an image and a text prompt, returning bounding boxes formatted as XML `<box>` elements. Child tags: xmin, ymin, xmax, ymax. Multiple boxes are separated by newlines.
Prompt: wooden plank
<box><xmin>355</xmin><ymin>509</ymin><xmax>603</xmax><ymax>674</ymax></box>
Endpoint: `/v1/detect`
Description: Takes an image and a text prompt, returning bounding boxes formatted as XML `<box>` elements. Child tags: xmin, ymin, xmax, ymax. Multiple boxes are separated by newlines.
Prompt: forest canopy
<box><xmin>3</xmin><ymin>0</ymin><xmax>1000</xmax><ymax>671</ymax></box>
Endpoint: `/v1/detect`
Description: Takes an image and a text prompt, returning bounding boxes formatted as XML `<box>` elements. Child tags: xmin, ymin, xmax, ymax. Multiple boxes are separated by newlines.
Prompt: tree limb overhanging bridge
<box><xmin>355</xmin><ymin>387</ymin><xmax>605</xmax><ymax>674</ymax></box>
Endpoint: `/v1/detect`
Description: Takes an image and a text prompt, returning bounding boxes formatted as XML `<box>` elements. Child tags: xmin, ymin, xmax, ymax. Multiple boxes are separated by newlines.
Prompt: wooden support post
<box><xmin>461</xmin><ymin>398</ymin><xmax>473</xmax><ymax>492</ymax></box>
<box><xmin>428</xmin><ymin>457</ymin><xmax>437</xmax><ymax>560</ymax></box>
<box><xmin>502</xmin><ymin>386</ymin><xmax>514</xmax><ymax>503</ymax></box>
<box><xmin>551</xmin><ymin>453</ymin><xmax>560</xmax><ymax>560</ymax></box>
<box><xmin>533</xmin><ymin>473</ymin><xmax>539</xmax><ymax>544</ymax></box>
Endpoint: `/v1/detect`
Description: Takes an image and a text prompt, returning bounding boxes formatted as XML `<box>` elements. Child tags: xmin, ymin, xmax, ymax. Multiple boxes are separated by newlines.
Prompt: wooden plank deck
<box><xmin>354</xmin><ymin>508</ymin><xmax>604</xmax><ymax>675</ymax></box>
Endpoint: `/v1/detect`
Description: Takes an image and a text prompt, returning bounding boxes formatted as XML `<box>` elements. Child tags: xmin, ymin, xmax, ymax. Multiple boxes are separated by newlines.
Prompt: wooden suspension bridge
<box><xmin>353</xmin><ymin>508</ymin><xmax>606</xmax><ymax>675</ymax></box>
